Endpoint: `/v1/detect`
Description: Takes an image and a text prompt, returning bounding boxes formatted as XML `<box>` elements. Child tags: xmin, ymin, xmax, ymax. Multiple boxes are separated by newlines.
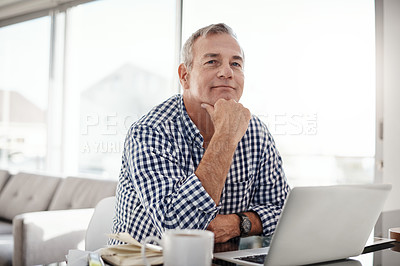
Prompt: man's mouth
<box><xmin>211</xmin><ymin>85</ymin><xmax>235</xmax><ymax>90</ymax></box>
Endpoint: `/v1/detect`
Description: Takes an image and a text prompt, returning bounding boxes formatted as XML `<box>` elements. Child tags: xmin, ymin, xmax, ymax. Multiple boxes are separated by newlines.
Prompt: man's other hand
<box><xmin>206</xmin><ymin>214</ymin><xmax>240</xmax><ymax>243</ymax></box>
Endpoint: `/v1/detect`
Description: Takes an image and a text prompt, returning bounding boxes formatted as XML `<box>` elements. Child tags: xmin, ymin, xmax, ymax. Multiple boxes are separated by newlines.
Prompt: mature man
<box><xmin>110</xmin><ymin>23</ymin><xmax>290</xmax><ymax>244</ymax></box>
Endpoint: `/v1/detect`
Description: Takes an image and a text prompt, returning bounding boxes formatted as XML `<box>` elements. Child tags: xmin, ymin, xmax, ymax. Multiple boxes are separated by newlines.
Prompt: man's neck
<box><xmin>183</xmin><ymin>96</ymin><xmax>214</xmax><ymax>148</ymax></box>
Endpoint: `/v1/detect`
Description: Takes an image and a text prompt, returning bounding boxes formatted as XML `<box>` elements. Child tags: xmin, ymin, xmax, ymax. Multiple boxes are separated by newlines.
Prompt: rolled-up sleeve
<box><xmin>249</xmin><ymin>132</ymin><xmax>290</xmax><ymax>236</ymax></box>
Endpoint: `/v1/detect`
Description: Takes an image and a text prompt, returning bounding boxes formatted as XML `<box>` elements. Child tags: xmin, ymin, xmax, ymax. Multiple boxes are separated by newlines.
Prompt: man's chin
<box><xmin>212</xmin><ymin>94</ymin><xmax>239</xmax><ymax>104</ymax></box>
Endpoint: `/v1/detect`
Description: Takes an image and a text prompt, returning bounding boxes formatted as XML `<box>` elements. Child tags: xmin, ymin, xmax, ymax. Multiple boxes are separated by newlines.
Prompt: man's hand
<box><xmin>207</xmin><ymin>214</ymin><xmax>240</xmax><ymax>243</ymax></box>
<box><xmin>207</xmin><ymin>212</ymin><xmax>264</xmax><ymax>243</ymax></box>
<box><xmin>201</xmin><ymin>99</ymin><xmax>251</xmax><ymax>146</ymax></box>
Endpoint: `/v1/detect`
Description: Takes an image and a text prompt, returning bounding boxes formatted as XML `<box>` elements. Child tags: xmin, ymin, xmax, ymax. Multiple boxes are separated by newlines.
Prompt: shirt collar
<box><xmin>178</xmin><ymin>94</ymin><xmax>204</xmax><ymax>147</ymax></box>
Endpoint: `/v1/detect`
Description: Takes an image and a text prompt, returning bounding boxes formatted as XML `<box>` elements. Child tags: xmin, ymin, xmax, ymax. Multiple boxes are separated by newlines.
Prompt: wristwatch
<box><xmin>236</xmin><ymin>213</ymin><xmax>251</xmax><ymax>237</ymax></box>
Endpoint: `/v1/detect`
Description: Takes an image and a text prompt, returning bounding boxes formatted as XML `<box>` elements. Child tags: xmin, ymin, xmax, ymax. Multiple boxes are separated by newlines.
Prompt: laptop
<box><xmin>214</xmin><ymin>184</ymin><xmax>392</xmax><ymax>266</ymax></box>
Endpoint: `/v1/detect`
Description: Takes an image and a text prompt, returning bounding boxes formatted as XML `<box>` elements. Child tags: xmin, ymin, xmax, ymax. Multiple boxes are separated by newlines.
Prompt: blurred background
<box><xmin>0</xmin><ymin>0</ymin><xmax>384</xmax><ymax>189</ymax></box>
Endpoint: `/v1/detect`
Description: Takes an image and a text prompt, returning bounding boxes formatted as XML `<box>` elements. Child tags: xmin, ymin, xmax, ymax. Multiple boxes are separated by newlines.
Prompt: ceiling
<box><xmin>0</xmin><ymin>0</ymin><xmax>93</xmax><ymax>26</ymax></box>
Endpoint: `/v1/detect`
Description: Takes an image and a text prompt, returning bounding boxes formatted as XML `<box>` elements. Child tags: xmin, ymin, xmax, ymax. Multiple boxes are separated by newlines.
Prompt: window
<box><xmin>64</xmin><ymin>0</ymin><xmax>177</xmax><ymax>178</ymax></box>
<box><xmin>0</xmin><ymin>0</ymin><xmax>376</xmax><ymax>185</ymax></box>
<box><xmin>0</xmin><ymin>17</ymin><xmax>51</xmax><ymax>172</ymax></box>
<box><xmin>182</xmin><ymin>0</ymin><xmax>376</xmax><ymax>186</ymax></box>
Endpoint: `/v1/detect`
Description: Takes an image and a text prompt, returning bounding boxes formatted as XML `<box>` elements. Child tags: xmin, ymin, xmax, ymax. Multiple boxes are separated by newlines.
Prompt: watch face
<box><xmin>242</xmin><ymin>217</ymin><xmax>251</xmax><ymax>233</ymax></box>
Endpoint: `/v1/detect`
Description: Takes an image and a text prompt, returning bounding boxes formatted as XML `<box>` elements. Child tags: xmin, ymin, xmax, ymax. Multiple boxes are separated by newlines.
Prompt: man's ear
<box><xmin>178</xmin><ymin>63</ymin><xmax>189</xmax><ymax>90</ymax></box>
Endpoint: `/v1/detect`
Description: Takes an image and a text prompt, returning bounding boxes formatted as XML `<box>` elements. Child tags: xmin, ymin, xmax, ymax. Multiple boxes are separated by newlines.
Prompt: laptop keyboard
<box><xmin>235</xmin><ymin>254</ymin><xmax>267</xmax><ymax>264</ymax></box>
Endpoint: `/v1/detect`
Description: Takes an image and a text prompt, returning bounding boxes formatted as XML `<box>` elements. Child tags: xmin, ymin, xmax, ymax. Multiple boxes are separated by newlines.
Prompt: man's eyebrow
<box><xmin>202</xmin><ymin>53</ymin><xmax>244</xmax><ymax>61</ymax></box>
<box><xmin>232</xmin><ymin>55</ymin><xmax>244</xmax><ymax>62</ymax></box>
<box><xmin>202</xmin><ymin>53</ymin><xmax>220</xmax><ymax>59</ymax></box>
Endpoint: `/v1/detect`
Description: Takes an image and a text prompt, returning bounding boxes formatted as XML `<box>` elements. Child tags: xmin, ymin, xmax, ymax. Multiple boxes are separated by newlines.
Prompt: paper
<box><xmin>100</xmin><ymin>232</ymin><xmax>163</xmax><ymax>266</ymax></box>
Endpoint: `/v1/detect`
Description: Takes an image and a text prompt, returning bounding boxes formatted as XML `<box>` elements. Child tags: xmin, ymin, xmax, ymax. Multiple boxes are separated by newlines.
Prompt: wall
<box><xmin>375</xmin><ymin>0</ymin><xmax>400</xmax><ymax>238</ymax></box>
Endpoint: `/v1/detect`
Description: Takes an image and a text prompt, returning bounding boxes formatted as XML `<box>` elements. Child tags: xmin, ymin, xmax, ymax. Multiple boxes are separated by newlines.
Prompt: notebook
<box><xmin>213</xmin><ymin>184</ymin><xmax>392</xmax><ymax>266</ymax></box>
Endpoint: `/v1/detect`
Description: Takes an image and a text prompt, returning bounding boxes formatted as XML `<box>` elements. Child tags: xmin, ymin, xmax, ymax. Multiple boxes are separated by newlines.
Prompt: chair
<box><xmin>85</xmin><ymin>196</ymin><xmax>116</xmax><ymax>251</ymax></box>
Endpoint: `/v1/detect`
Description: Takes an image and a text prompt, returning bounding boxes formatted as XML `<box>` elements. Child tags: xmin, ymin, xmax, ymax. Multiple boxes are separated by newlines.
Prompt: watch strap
<box><xmin>235</xmin><ymin>212</ymin><xmax>251</xmax><ymax>237</ymax></box>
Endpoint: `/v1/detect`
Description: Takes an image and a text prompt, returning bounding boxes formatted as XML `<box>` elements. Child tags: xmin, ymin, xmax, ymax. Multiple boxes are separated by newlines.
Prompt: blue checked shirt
<box><xmin>110</xmin><ymin>94</ymin><xmax>290</xmax><ymax>244</ymax></box>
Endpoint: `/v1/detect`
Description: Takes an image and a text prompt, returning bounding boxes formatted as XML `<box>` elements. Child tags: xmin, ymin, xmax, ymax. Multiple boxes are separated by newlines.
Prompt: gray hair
<box><xmin>181</xmin><ymin>23</ymin><xmax>244</xmax><ymax>71</ymax></box>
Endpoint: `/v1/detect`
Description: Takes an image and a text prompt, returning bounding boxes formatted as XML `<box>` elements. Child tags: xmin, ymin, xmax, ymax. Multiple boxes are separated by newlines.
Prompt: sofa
<box><xmin>0</xmin><ymin>169</ymin><xmax>117</xmax><ymax>266</ymax></box>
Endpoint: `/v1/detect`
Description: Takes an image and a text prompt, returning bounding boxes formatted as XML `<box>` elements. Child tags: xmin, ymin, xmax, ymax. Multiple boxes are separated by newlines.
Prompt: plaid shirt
<box><xmin>110</xmin><ymin>94</ymin><xmax>289</xmax><ymax>244</ymax></box>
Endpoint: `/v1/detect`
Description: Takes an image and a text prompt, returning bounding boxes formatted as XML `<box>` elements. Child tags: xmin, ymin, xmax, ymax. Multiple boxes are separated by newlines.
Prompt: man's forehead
<box><xmin>193</xmin><ymin>34</ymin><xmax>243</xmax><ymax>58</ymax></box>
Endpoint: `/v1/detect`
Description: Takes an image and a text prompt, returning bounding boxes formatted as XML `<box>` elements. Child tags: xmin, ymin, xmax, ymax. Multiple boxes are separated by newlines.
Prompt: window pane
<box><xmin>182</xmin><ymin>0</ymin><xmax>375</xmax><ymax>186</ymax></box>
<box><xmin>0</xmin><ymin>17</ymin><xmax>50</xmax><ymax>172</ymax></box>
<box><xmin>65</xmin><ymin>0</ymin><xmax>177</xmax><ymax>178</ymax></box>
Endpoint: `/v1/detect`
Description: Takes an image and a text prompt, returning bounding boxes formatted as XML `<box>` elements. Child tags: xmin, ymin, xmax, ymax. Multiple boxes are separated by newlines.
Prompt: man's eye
<box><xmin>206</xmin><ymin>60</ymin><xmax>217</xmax><ymax>64</ymax></box>
<box><xmin>232</xmin><ymin>62</ymin><xmax>242</xmax><ymax>68</ymax></box>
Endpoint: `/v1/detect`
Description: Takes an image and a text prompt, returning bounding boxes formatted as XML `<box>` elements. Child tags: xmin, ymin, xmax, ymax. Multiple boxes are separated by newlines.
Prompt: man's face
<box><xmin>182</xmin><ymin>33</ymin><xmax>244</xmax><ymax>106</ymax></box>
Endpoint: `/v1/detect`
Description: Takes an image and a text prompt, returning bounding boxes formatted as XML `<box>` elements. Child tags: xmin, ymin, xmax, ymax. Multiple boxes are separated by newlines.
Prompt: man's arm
<box><xmin>194</xmin><ymin>133</ymin><xmax>238</xmax><ymax>205</ymax></box>
<box><xmin>201</xmin><ymin>111</ymin><xmax>289</xmax><ymax>243</ymax></box>
<box><xmin>196</xmin><ymin>99</ymin><xmax>256</xmax><ymax>242</ymax></box>
<box><xmin>196</xmin><ymin>99</ymin><xmax>251</xmax><ymax>205</ymax></box>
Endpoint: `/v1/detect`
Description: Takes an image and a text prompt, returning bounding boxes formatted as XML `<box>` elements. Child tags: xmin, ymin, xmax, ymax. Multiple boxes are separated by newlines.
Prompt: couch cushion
<box><xmin>0</xmin><ymin>170</ymin><xmax>10</xmax><ymax>193</ymax></box>
<box><xmin>0</xmin><ymin>172</ymin><xmax>61</xmax><ymax>221</ymax></box>
<box><xmin>48</xmin><ymin>176</ymin><xmax>117</xmax><ymax>210</ymax></box>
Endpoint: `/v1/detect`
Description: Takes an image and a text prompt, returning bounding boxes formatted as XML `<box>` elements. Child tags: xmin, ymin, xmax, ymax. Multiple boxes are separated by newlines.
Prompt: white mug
<box><xmin>141</xmin><ymin>229</ymin><xmax>214</xmax><ymax>266</ymax></box>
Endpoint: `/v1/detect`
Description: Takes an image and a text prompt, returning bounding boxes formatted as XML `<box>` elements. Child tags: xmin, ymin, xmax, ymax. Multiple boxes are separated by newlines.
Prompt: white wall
<box><xmin>379</xmin><ymin>0</ymin><xmax>400</xmax><ymax>212</ymax></box>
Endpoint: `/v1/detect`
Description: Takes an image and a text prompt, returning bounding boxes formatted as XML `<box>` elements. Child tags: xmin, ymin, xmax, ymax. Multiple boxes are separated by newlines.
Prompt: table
<box><xmin>213</xmin><ymin>236</ymin><xmax>400</xmax><ymax>266</ymax></box>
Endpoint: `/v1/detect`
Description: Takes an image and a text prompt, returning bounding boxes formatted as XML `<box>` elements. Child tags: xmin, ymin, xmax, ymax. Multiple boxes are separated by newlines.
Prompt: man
<box><xmin>110</xmin><ymin>23</ymin><xmax>289</xmax><ymax>244</ymax></box>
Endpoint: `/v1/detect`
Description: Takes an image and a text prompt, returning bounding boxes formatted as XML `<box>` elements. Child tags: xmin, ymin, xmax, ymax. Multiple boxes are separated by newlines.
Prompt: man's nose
<box><xmin>217</xmin><ymin>63</ymin><xmax>233</xmax><ymax>79</ymax></box>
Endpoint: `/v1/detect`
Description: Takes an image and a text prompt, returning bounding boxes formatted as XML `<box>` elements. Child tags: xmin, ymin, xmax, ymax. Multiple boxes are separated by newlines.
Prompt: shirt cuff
<box><xmin>249</xmin><ymin>204</ymin><xmax>283</xmax><ymax>236</ymax></box>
